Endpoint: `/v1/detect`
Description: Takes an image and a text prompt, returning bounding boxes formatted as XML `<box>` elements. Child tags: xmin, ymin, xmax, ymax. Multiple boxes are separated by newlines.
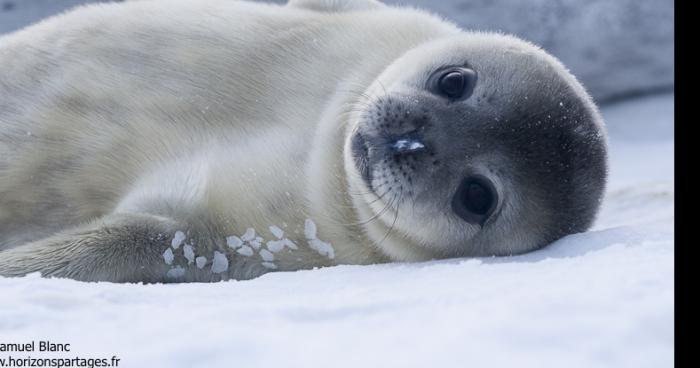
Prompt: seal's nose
<box><xmin>451</xmin><ymin>175</ymin><xmax>498</xmax><ymax>226</ymax></box>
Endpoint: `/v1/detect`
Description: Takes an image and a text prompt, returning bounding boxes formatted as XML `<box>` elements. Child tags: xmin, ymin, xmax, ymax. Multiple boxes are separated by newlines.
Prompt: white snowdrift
<box><xmin>0</xmin><ymin>94</ymin><xmax>674</xmax><ymax>367</ymax></box>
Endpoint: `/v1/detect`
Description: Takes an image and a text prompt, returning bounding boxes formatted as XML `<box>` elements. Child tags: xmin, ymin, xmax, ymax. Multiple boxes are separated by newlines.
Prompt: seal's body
<box><xmin>0</xmin><ymin>0</ymin><xmax>607</xmax><ymax>282</ymax></box>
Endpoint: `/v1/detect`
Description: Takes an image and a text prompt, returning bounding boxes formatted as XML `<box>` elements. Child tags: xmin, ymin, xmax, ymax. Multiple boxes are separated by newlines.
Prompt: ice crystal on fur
<box><xmin>269</xmin><ymin>226</ymin><xmax>284</xmax><ymax>239</ymax></box>
<box><xmin>259</xmin><ymin>249</ymin><xmax>275</xmax><ymax>262</ymax></box>
<box><xmin>163</xmin><ymin>248</ymin><xmax>174</xmax><ymax>265</ymax></box>
<box><xmin>236</xmin><ymin>246</ymin><xmax>254</xmax><ymax>257</ymax></box>
<box><xmin>171</xmin><ymin>231</ymin><xmax>186</xmax><ymax>249</ymax></box>
<box><xmin>183</xmin><ymin>244</ymin><xmax>195</xmax><ymax>264</ymax></box>
<box><xmin>226</xmin><ymin>236</ymin><xmax>243</xmax><ymax>249</ymax></box>
<box><xmin>211</xmin><ymin>251</ymin><xmax>229</xmax><ymax>274</ymax></box>
<box><xmin>166</xmin><ymin>266</ymin><xmax>185</xmax><ymax>279</ymax></box>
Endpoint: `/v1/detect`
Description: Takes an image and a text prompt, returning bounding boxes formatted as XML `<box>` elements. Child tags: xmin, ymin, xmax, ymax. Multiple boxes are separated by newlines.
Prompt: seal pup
<box><xmin>0</xmin><ymin>0</ymin><xmax>607</xmax><ymax>282</ymax></box>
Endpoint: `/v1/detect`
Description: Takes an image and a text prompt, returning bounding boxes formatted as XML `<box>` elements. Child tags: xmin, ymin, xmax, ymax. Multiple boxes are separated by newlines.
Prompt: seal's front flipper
<box><xmin>287</xmin><ymin>0</ymin><xmax>385</xmax><ymax>12</ymax></box>
<box><xmin>0</xmin><ymin>213</ymin><xmax>190</xmax><ymax>283</ymax></box>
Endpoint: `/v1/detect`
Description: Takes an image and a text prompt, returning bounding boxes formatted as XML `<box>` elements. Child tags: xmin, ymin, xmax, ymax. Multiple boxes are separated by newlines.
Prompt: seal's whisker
<box><xmin>333</xmin><ymin>105</ymin><xmax>373</xmax><ymax>133</ymax></box>
<box><xmin>377</xmin><ymin>79</ymin><xmax>389</xmax><ymax>97</ymax></box>
<box><xmin>335</xmin><ymin>90</ymin><xmax>374</xmax><ymax>105</ymax></box>
<box><xmin>350</xmin><ymin>192</ymin><xmax>395</xmax><ymax>227</ymax></box>
<box><xmin>348</xmin><ymin>182</ymin><xmax>388</xmax><ymax>202</ymax></box>
<box><xmin>329</xmin><ymin>179</ymin><xmax>388</xmax><ymax>213</ymax></box>
<box><xmin>375</xmin><ymin>188</ymin><xmax>402</xmax><ymax>248</ymax></box>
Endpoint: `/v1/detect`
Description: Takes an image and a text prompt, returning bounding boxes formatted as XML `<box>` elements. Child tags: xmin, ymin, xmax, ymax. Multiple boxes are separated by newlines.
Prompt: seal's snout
<box><xmin>451</xmin><ymin>175</ymin><xmax>499</xmax><ymax>226</ymax></box>
<box><xmin>350</xmin><ymin>95</ymin><xmax>435</xmax><ymax>192</ymax></box>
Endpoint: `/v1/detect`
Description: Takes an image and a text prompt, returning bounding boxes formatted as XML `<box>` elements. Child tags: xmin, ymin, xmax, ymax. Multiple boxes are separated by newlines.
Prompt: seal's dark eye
<box><xmin>451</xmin><ymin>175</ymin><xmax>498</xmax><ymax>226</ymax></box>
<box><xmin>431</xmin><ymin>67</ymin><xmax>477</xmax><ymax>100</ymax></box>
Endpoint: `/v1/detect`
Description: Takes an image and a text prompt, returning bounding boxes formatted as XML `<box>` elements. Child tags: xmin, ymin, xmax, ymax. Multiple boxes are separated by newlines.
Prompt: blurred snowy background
<box><xmin>0</xmin><ymin>1</ymin><xmax>674</xmax><ymax>367</ymax></box>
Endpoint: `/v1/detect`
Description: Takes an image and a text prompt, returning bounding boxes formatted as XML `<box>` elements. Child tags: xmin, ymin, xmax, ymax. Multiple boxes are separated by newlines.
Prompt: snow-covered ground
<box><xmin>0</xmin><ymin>94</ymin><xmax>674</xmax><ymax>367</ymax></box>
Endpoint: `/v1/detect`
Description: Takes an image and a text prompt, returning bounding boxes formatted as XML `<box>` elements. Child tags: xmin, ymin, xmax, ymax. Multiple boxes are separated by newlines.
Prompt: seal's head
<box><xmin>344</xmin><ymin>33</ymin><xmax>608</xmax><ymax>261</ymax></box>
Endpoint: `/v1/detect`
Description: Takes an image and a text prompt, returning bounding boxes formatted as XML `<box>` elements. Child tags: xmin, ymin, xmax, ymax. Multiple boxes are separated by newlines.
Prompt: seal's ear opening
<box><xmin>451</xmin><ymin>175</ymin><xmax>498</xmax><ymax>226</ymax></box>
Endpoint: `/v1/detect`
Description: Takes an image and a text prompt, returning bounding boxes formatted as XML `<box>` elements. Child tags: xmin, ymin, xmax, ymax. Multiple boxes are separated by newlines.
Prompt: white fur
<box><xmin>0</xmin><ymin>0</ymin><xmax>460</xmax><ymax>277</ymax></box>
<box><xmin>288</xmin><ymin>0</ymin><xmax>385</xmax><ymax>12</ymax></box>
<box><xmin>0</xmin><ymin>0</ymin><xmax>597</xmax><ymax>281</ymax></box>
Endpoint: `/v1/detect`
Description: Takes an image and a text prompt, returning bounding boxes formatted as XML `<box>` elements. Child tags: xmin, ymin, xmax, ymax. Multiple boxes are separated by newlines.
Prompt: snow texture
<box><xmin>236</xmin><ymin>246</ymin><xmax>254</xmax><ymax>257</ymax></box>
<box><xmin>226</xmin><ymin>235</ymin><xmax>243</xmax><ymax>249</ymax></box>
<box><xmin>250</xmin><ymin>237</ymin><xmax>263</xmax><ymax>250</ymax></box>
<box><xmin>170</xmin><ymin>231</ymin><xmax>185</xmax><ymax>249</ymax></box>
<box><xmin>183</xmin><ymin>244</ymin><xmax>195</xmax><ymax>264</ymax></box>
<box><xmin>0</xmin><ymin>0</ymin><xmax>673</xmax><ymax>103</ymax></box>
<box><xmin>0</xmin><ymin>94</ymin><xmax>673</xmax><ymax>367</ymax></box>
<box><xmin>211</xmin><ymin>251</ymin><xmax>229</xmax><ymax>274</ymax></box>
<box><xmin>165</xmin><ymin>266</ymin><xmax>185</xmax><ymax>279</ymax></box>
<box><xmin>304</xmin><ymin>219</ymin><xmax>317</xmax><ymax>240</ymax></box>
<box><xmin>304</xmin><ymin>219</ymin><xmax>336</xmax><ymax>259</ymax></box>
<box><xmin>283</xmin><ymin>238</ymin><xmax>298</xmax><ymax>250</ymax></box>
<box><xmin>241</xmin><ymin>228</ymin><xmax>256</xmax><ymax>242</ymax></box>
<box><xmin>269</xmin><ymin>225</ymin><xmax>284</xmax><ymax>239</ymax></box>
<box><xmin>266</xmin><ymin>240</ymin><xmax>286</xmax><ymax>253</ymax></box>
<box><xmin>162</xmin><ymin>248</ymin><xmax>174</xmax><ymax>265</ymax></box>
<box><xmin>308</xmin><ymin>239</ymin><xmax>335</xmax><ymax>260</ymax></box>
<box><xmin>259</xmin><ymin>249</ymin><xmax>275</xmax><ymax>262</ymax></box>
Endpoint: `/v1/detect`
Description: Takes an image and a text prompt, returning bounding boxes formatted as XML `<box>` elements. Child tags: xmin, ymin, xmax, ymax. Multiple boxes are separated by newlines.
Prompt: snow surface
<box><xmin>0</xmin><ymin>94</ymin><xmax>674</xmax><ymax>367</ymax></box>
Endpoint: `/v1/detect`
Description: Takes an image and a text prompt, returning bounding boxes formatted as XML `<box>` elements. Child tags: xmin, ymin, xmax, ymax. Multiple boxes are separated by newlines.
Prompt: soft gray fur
<box><xmin>0</xmin><ymin>0</ymin><xmax>607</xmax><ymax>282</ymax></box>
